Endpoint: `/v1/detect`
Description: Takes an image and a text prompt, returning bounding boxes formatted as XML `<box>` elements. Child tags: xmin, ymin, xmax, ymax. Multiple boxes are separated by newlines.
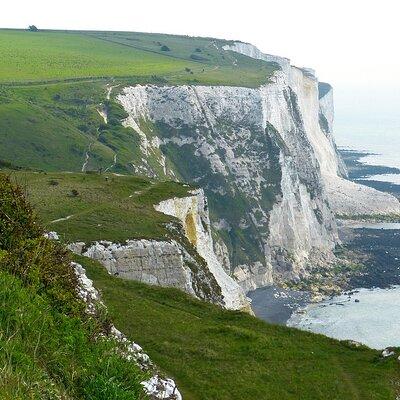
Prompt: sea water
<box><xmin>287</xmin><ymin>286</ymin><xmax>400</xmax><ymax>349</ymax></box>
<box><xmin>334</xmin><ymin>92</ymin><xmax>400</xmax><ymax>174</ymax></box>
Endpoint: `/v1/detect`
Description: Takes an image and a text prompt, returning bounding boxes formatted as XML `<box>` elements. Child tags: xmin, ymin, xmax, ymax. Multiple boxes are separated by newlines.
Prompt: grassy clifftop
<box><xmin>9</xmin><ymin>170</ymin><xmax>192</xmax><ymax>243</ymax></box>
<box><xmin>0</xmin><ymin>29</ymin><xmax>277</xmax><ymax>87</ymax></box>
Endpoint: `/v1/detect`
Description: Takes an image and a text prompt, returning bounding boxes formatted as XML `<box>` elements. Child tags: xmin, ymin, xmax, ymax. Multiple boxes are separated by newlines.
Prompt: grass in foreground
<box><xmin>9</xmin><ymin>170</ymin><xmax>192</xmax><ymax>243</ymax></box>
<box><xmin>0</xmin><ymin>174</ymin><xmax>146</xmax><ymax>399</ymax></box>
<box><xmin>81</xmin><ymin>255</ymin><xmax>400</xmax><ymax>400</ymax></box>
<box><xmin>0</xmin><ymin>271</ymin><xmax>147</xmax><ymax>399</ymax></box>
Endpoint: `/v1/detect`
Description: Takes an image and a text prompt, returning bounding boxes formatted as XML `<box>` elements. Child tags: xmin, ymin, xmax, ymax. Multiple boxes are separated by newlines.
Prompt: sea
<box><xmin>287</xmin><ymin>286</ymin><xmax>400</xmax><ymax>349</ymax></box>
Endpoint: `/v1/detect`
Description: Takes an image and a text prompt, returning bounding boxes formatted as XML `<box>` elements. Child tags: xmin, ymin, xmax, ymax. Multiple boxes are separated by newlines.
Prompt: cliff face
<box><xmin>154</xmin><ymin>189</ymin><xmax>249</xmax><ymax>310</ymax></box>
<box><xmin>316</xmin><ymin>83</ymin><xmax>400</xmax><ymax>216</ymax></box>
<box><xmin>117</xmin><ymin>57</ymin><xmax>338</xmax><ymax>290</ymax></box>
<box><xmin>116</xmin><ymin>42</ymin><xmax>400</xmax><ymax>292</ymax></box>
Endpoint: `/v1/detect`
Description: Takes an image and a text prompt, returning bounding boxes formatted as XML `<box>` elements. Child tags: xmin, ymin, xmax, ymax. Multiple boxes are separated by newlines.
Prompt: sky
<box><xmin>1</xmin><ymin>0</ymin><xmax>399</xmax><ymax>131</ymax></box>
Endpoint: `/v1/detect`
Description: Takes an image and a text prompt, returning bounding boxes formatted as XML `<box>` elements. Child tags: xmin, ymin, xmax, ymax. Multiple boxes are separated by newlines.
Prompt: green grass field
<box><xmin>0</xmin><ymin>29</ymin><xmax>277</xmax><ymax>87</ymax></box>
<box><xmin>81</xmin><ymin>255</ymin><xmax>400</xmax><ymax>400</ymax></box>
<box><xmin>9</xmin><ymin>170</ymin><xmax>192</xmax><ymax>243</ymax></box>
<box><xmin>0</xmin><ymin>30</ymin><xmax>192</xmax><ymax>83</ymax></box>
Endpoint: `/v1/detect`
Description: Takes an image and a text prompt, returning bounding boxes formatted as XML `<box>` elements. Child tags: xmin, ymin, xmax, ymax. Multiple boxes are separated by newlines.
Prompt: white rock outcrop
<box><xmin>69</xmin><ymin>190</ymin><xmax>250</xmax><ymax>311</ymax></box>
<box><xmin>154</xmin><ymin>189</ymin><xmax>250</xmax><ymax>310</ymax></box>
<box><xmin>70</xmin><ymin>237</ymin><xmax>227</xmax><ymax>308</ymax></box>
<box><xmin>72</xmin><ymin>240</ymin><xmax>198</xmax><ymax>296</ymax></box>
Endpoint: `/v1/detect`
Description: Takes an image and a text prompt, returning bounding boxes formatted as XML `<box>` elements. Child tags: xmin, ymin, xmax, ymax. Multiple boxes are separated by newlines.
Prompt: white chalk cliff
<box><xmin>154</xmin><ymin>189</ymin><xmax>249</xmax><ymax>310</ymax></box>
<box><xmin>115</xmin><ymin>41</ymin><xmax>400</xmax><ymax>292</ymax></box>
<box><xmin>222</xmin><ymin>42</ymin><xmax>400</xmax><ymax>218</ymax></box>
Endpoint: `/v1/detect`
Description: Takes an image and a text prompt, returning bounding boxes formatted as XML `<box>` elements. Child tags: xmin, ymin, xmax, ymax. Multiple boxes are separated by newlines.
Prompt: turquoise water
<box><xmin>287</xmin><ymin>287</ymin><xmax>400</xmax><ymax>349</ymax></box>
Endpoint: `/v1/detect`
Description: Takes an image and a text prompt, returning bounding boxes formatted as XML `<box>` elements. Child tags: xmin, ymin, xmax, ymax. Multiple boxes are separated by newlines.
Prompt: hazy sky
<box><xmin>1</xmin><ymin>0</ymin><xmax>399</xmax><ymax>125</ymax></box>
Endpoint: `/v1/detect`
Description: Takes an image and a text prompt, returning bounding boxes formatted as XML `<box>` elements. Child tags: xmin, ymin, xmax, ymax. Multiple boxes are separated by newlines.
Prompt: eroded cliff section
<box><xmin>155</xmin><ymin>189</ymin><xmax>250</xmax><ymax>310</ymax></box>
<box><xmin>69</xmin><ymin>189</ymin><xmax>250</xmax><ymax>311</ymax></box>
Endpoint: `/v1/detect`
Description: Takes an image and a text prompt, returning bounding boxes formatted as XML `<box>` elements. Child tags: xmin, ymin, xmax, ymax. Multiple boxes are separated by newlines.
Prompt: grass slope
<box><xmin>81</xmin><ymin>255</ymin><xmax>400</xmax><ymax>400</ymax></box>
<box><xmin>9</xmin><ymin>170</ymin><xmax>192</xmax><ymax>243</ymax></box>
<box><xmin>0</xmin><ymin>30</ymin><xmax>191</xmax><ymax>83</ymax></box>
<box><xmin>0</xmin><ymin>271</ymin><xmax>147</xmax><ymax>399</ymax></box>
<box><xmin>0</xmin><ymin>82</ymin><xmax>156</xmax><ymax>172</ymax></box>
<box><xmin>0</xmin><ymin>29</ymin><xmax>276</xmax><ymax>87</ymax></box>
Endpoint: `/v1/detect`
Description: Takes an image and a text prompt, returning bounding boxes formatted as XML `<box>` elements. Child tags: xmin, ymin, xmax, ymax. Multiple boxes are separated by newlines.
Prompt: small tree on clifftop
<box><xmin>28</xmin><ymin>25</ymin><xmax>38</xmax><ymax>32</ymax></box>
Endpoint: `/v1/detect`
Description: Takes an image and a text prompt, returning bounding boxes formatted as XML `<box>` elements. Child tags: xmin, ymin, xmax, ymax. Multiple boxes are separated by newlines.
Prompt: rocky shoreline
<box><xmin>339</xmin><ymin>148</ymin><xmax>400</xmax><ymax>199</ymax></box>
<box><xmin>251</xmin><ymin>148</ymin><xmax>400</xmax><ymax>325</ymax></box>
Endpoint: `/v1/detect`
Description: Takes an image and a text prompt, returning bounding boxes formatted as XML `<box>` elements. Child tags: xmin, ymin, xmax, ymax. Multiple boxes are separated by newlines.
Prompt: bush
<box><xmin>0</xmin><ymin>174</ymin><xmax>42</xmax><ymax>250</ymax></box>
<box><xmin>160</xmin><ymin>45</ymin><xmax>170</xmax><ymax>51</ymax></box>
<box><xmin>190</xmin><ymin>54</ymin><xmax>210</xmax><ymax>62</ymax></box>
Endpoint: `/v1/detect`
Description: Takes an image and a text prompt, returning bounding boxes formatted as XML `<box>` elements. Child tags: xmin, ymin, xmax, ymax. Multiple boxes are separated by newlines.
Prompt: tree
<box><xmin>28</xmin><ymin>25</ymin><xmax>38</xmax><ymax>32</ymax></box>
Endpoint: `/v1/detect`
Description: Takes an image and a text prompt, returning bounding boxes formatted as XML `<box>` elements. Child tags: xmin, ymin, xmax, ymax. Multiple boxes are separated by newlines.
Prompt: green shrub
<box><xmin>0</xmin><ymin>174</ymin><xmax>42</xmax><ymax>250</ymax></box>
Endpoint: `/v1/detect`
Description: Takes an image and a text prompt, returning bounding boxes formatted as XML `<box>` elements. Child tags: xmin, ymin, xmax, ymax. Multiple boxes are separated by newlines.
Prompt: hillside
<box><xmin>0</xmin><ymin>174</ymin><xmax>147</xmax><ymax>399</ymax></box>
<box><xmin>1</xmin><ymin>173</ymin><xmax>399</xmax><ymax>399</ymax></box>
<box><xmin>80</xmin><ymin>253</ymin><xmax>399</xmax><ymax>400</ymax></box>
<box><xmin>10</xmin><ymin>170</ymin><xmax>192</xmax><ymax>242</ymax></box>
